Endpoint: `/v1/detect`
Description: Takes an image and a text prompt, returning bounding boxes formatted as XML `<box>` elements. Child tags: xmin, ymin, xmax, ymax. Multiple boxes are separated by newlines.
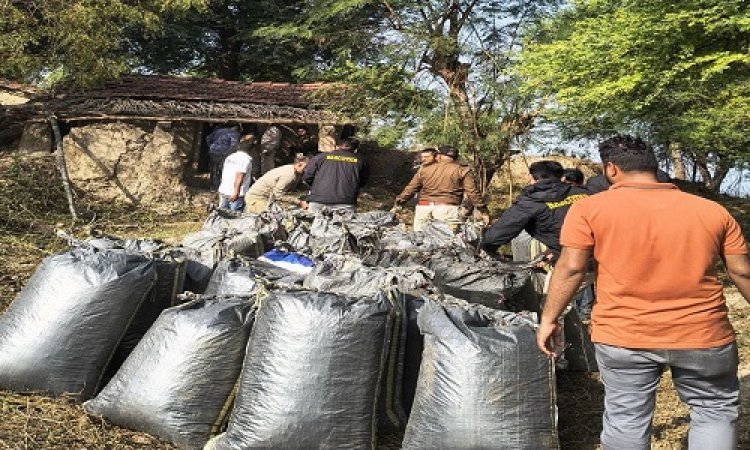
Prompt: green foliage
<box><xmin>127</xmin><ymin>0</ymin><xmax>328</xmax><ymax>82</ymax></box>
<box><xmin>0</xmin><ymin>0</ymin><xmax>206</xmax><ymax>86</ymax></box>
<box><xmin>520</xmin><ymin>0</ymin><xmax>750</xmax><ymax>162</ymax></box>
<box><xmin>281</xmin><ymin>0</ymin><xmax>559</xmax><ymax>168</ymax></box>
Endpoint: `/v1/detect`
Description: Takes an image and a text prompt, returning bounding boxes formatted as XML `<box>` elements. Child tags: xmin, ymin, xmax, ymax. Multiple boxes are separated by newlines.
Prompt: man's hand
<box><xmin>299</xmin><ymin>200</ymin><xmax>309</xmax><ymax>210</ymax></box>
<box><xmin>537</xmin><ymin>320</ymin><xmax>564</xmax><ymax>357</ymax></box>
<box><xmin>229</xmin><ymin>193</ymin><xmax>239</xmax><ymax>202</ymax></box>
<box><xmin>533</xmin><ymin>251</ymin><xmax>555</xmax><ymax>269</ymax></box>
<box><xmin>390</xmin><ymin>203</ymin><xmax>402</xmax><ymax>214</ymax></box>
<box><xmin>478</xmin><ymin>209</ymin><xmax>491</xmax><ymax>226</ymax></box>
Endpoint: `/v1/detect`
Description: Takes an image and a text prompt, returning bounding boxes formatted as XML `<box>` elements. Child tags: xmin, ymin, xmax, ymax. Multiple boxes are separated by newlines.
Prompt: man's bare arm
<box><xmin>537</xmin><ymin>246</ymin><xmax>592</xmax><ymax>357</ymax></box>
<box><xmin>725</xmin><ymin>253</ymin><xmax>750</xmax><ymax>302</ymax></box>
<box><xmin>230</xmin><ymin>172</ymin><xmax>245</xmax><ymax>201</ymax></box>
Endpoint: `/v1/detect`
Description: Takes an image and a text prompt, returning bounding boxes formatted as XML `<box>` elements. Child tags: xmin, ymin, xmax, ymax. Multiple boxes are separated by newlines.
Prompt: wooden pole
<box><xmin>48</xmin><ymin>115</ymin><xmax>78</xmax><ymax>221</ymax></box>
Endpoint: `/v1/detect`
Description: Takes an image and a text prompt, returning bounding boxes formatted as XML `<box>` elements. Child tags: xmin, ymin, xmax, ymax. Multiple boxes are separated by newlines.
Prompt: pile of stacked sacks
<box><xmin>0</xmin><ymin>206</ymin><xmax>564</xmax><ymax>449</ymax></box>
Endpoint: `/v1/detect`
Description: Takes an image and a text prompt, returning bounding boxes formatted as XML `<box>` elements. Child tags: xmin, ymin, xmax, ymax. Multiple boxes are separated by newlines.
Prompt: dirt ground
<box><xmin>0</xmin><ymin>153</ymin><xmax>749</xmax><ymax>449</ymax></box>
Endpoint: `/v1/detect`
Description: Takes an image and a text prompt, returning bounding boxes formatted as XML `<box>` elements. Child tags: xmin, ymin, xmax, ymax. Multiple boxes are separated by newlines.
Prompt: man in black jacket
<box><xmin>303</xmin><ymin>138</ymin><xmax>369</xmax><ymax>213</ymax></box>
<box><xmin>482</xmin><ymin>160</ymin><xmax>589</xmax><ymax>262</ymax></box>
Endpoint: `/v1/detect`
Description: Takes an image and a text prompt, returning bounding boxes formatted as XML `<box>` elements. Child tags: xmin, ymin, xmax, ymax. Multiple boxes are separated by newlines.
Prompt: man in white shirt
<box><xmin>218</xmin><ymin>133</ymin><xmax>255</xmax><ymax>211</ymax></box>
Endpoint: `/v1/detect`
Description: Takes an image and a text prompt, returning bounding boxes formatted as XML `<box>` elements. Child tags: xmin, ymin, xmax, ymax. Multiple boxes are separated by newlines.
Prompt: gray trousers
<box><xmin>595</xmin><ymin>342</ymin><xmax>739</xmax><ymax>450</ymax></box>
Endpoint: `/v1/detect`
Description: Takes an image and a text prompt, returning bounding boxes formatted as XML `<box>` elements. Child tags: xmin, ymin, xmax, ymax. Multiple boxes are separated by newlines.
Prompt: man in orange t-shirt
<box><xmin>537</xmin><ymin>135</ymin><xmax>750</xmax><ymax>450</ymax></box>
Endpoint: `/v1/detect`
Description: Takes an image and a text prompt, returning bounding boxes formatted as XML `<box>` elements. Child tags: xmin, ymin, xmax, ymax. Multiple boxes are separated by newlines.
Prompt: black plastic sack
<box><xmin>402</xmin><ymin>296</ymin><xmax>425</xmax><ymax>416</ymax></box>
<box><xmin>0</xmin><ymin>249</ymin><xmax>156</xmax><ymax>399</ymax></box>
<box><xmin>402</xmin><ymin>300</ymin><xmax>559</xmax><ymax>450</ymax></box>
<box><xmin>308</xmin><ymin>215</ymin><xmax>359</xmax><ymax>254</ymax></box>
<box><xmin>349</xmin><ymin>210</ymin><xmax>399</xmax><ymax>226</ymax></box>
<box><xmin>419</xmin><ymin>220</ymin><xmax>472</xmax><ymax>249</ymax></box>
<box><xmin>105</xmin><ymin>249</ymin><xmax>187</xmax><ymax>381</ymax></box>
<box><xmin>84</xmin><ymin>295</ymin><xmax>255</xmax><ymax>449</ymax></box>
<box><xmin>208</xmin><ymin>290</ymin><xmax>392</xmax><ymax>450</ymax></box>
<box><xmin>563</xmin><ymin>286</ymin><xmax>598</xmax><ymax>372</ymax></box>
<box><xmin>303</xmin><ymin>255</ymin><xmax>433</xmax><ymax>296</ymax></box>
<box><xmin>205</xmin><ymin>259</ymin><xmax>259</xmax><ymax>296</ymax></box>
<box><xmin>362</xmin><ymin>248</ymin><xmax>475</xmax><ymax>270</ymax></box>
<box><xmin>430</xmin><ymin>259</ymin><xmax>539</xmax><ymax>312</ymax></box>
<box><xmin>62</xmin><ymin>235</ymin><xmax>188</xmax><ymax>381</ymax></box>
<box><xmin>377</xmin><ymin>223</ymin><xmax>472</xmax><ymax>253</ymax></box>
<box><xmin>182</xmin><ymin>229</ymin><xmax>227</xmax><ymax>293</ymax></box>
<box><xmin>203</xmin><ymin>207</ymin><xmax>287</xmax><ymax>248</ymax></box>
<box><xmin>224</xmin><ymin>231</ymin><xmax>264</xmax><ymax>258</ymax></box>
<box><xmin>362</xmin><ymin>249</ymin><xmax>435</xmax><ymax>268</ymax></box>
<box><xmin>77</xmin><ymin>236</ymin><xmax>188</xmax><ymax>363</ymax></box>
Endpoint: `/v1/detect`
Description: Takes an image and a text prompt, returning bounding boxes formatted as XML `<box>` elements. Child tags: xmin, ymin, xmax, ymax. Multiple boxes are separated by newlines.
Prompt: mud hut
<box><xmin>10</xmin><ymin>75</ymin><xmax>345</xmax><ymax>207</ymax></box>
<box><xmin>0</xmin><ymin>80</ymin><xmax>45</xmax><ymax>149</ymax></box>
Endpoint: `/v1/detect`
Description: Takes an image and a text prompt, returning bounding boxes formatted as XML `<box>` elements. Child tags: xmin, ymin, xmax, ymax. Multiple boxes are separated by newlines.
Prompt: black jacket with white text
<box><xmin>303</xmin><ymin>150</ymin><xmax>370</xmax><ymax>205</ymax></box>
<box><xmin>482</xmin><ymin>179</ymin><xmax>589</xmax><ymax>261</ymax></box>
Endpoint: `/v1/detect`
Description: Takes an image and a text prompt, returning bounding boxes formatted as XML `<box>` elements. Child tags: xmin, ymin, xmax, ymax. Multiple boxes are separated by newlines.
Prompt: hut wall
<box><xmin>63</xmin><ymin>121</ymin><xmax>194</xmax><ymax>208</ymax></box>
<box><xmin>18</xmin><ymin>123</ymin><xmax>53</xmax><ymax>154</ymax></box>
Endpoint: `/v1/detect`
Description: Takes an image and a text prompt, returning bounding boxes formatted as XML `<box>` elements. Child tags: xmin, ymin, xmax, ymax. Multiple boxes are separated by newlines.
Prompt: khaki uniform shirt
<box><xmin>396</xmin><ymin>161</ymin><xmax>485</xmax><ymax>208</ymax></box>
<box><xmin>245</xmin><ymin>164</ymin><xmax>301</xmax><ymax>205</ymax></box>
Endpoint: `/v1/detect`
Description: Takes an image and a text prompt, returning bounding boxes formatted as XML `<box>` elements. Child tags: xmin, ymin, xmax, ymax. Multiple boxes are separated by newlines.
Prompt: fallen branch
<box><xmin>48</xmin><ymin>115</ymin><xmax>78</xmax><ymax>221</ymax></box>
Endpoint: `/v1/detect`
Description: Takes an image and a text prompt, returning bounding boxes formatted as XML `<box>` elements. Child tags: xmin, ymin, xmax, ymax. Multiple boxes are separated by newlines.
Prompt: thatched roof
<box><xmin>8</xmin><ymin>75</ymin><xmax>342</xmax><ymax>124</ymax></box>
<box><xmin>0</xmin><ymin>79</ymin><xmax>42</xmax><ymax>96</ymax></box>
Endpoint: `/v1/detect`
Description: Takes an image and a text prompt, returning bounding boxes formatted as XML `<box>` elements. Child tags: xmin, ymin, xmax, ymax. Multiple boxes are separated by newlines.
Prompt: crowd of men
<box><xmin>209</xmin><ymin>127</ymin><xmax>750</xmax><ymax>449</ymax></box>
<box><xmin>210</xmin><ymin>123</ymin><xmax>366</xmax><ymax>214</ymax></box>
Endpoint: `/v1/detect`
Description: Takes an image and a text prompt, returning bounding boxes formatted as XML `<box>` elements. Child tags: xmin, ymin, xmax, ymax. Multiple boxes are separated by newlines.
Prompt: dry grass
<box><xmin>1</xmin><ymin>153</ymin><xmax>749</xmax><ymax>449</ymax></box>
<box><xmin>0</xmin><ymin>393</ymin><xmax>176</xmax><ymax>450</ymax></box>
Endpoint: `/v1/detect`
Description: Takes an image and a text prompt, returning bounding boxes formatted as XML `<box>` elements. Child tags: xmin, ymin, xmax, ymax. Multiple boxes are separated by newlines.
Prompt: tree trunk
<box><xmin>695</xmin><ymin>155</ymin><xmax>731</xmax><ymax>193</ymax></box>
<box><xmin>669</xmin><ymin>142</ymin><xmax>686</xmax><ymax>180</ymax></box>
<box><xmin>707</xmin><ymin>161</ymin><xmax>731</xmax><ymax>193</ymax></box>
<box><xmin>217</xmin><ymin>29</ymin><xmax>242</xmax><ymax>80</ymax></box>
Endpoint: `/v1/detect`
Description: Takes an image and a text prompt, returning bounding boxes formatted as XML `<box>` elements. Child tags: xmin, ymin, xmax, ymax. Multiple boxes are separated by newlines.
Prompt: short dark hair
<box><xmin>529</xmin><ymin>160</ymin><xmax>564</xmax><ymax>181</ymax></box>
<box><xmin>421</xmin><ymin>147</ymin><xmax>437</xmax><ymax>155</ymax></box>
<box><xmin>598</xmin><ymin>135</ymin><xmax>657</xmax><ymax>173</ymax></box>
<box><xmin>563</xmin><ymin>168</ymin><xmax>585</xmax><ymax>185</ymax></box>
<box><xmin>437</xmin><ymin>145</ymin><xmax>458</xmax><ymax>159</ymax></box>
<box><xmin>338</xmin><ymin>137</ymin><xmax>359</xmax><ymax>151</ymax></box>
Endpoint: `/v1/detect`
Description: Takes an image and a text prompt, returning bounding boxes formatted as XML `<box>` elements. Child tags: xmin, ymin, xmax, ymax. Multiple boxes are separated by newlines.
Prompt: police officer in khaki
<box><xmin>393</xmin><ymin>145</ymin><xmax>490</xmax><ymax>231</ymax></box>
<box><xmin>244</xmin><ymin>154</ymin><xmax>310</xmax><ymax>213</ymax></box>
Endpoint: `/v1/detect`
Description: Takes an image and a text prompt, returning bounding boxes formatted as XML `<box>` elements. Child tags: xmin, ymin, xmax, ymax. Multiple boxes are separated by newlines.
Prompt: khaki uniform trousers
<box><xmin>413</xmin><ymin>204</ymin><xmax>460</xmax><ymax>231</ymax></box>
<box><xmin>244</xmin><ymin>195</ymin><xmax>269</xmax><ymax>214</ymax></box>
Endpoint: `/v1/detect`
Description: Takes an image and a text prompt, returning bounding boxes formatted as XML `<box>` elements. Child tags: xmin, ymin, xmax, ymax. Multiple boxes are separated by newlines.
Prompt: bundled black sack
<box><xmin>430</xmin><ymin>259</ymin><xmax>539</xmax><ymax>312</ymax></box>
<box><xmin>0</xmin><ymin>249</ymin><xmax>156</xmax><ymax>399</ymax></box>
<box><xmin>208</xmin><ymin>290</ymin><xmax>392</xmax><ymax>450</ymax></box>
<box><xmin>303</xmin><ymin>255</ymin><xmax>433</xmax><ymax>296</ymax></box>
<box><xmin>563</xmin><ymin>285</ymin><xmax>598</xmax><ymax>372</ymax></box>
<box><xmin>206</xmin><ymin>258</ymin><xmax>305</xmax><ymax>296</ymax></box>
<box><xmin>182</xmin><ymin>229</ymin><xmax>228</xmax><ymax>293</ymax></box>
<box><xmin>105</xmin><ymin>249</ymin><xmax>187</xmax><ymax>381</ymax></box>
<box><xmin>202</xmin><ymin>207</ymin><xmax>287</xmax><ymax>248</ymax></box>
<box><xmin>402</xmin><ymin>300</ymin><xmax>559</xmax><ymax>450</ymax></box>
<box><xmin>402</xmin><ymin>295</ymin><xmax>425</xmax><ymax>416</ymax></box>
<box><xmin>350</xmin><ymin>210</ymin><xmax>399</xmax><ymax>226</ymax></box>
<box><xmin>205</xmin><ymin>259</ymin><xmax>259</xmax><ymax>296</ymax></box>
<box><xmin>84</xmin><ymin>295</ymin><xmax>255</xmax><ymax>449</ymax></box>
<box><xmin>65</xmin><ymin>236</ymin><xmax>188</xmax><ymax>380</ymax></box>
